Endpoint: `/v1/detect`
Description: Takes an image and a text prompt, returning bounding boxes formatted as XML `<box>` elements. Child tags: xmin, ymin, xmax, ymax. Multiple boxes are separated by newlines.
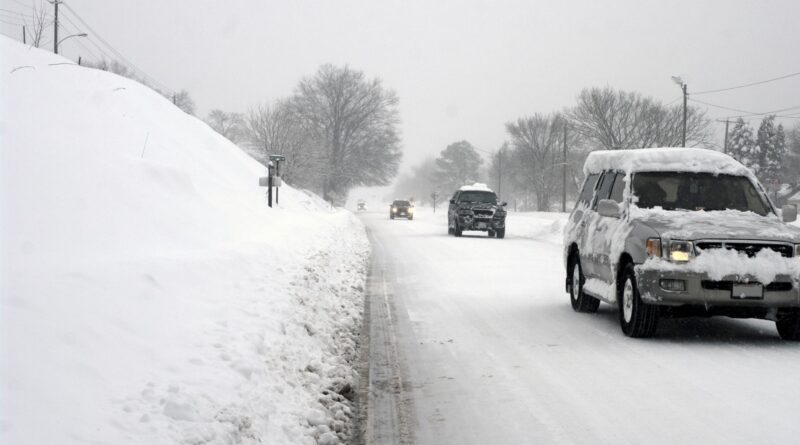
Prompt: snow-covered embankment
<box><xmin>0</xmin><ymin>37</ymin><xmax>367</xmax><ymax>444</ymax></box>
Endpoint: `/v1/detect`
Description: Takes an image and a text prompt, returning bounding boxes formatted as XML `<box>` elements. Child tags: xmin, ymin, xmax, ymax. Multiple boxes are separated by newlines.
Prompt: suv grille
<box><xmin>695</xmin><ymin>241</ymin><xmax>794</xmax><ymax>258</ymax></box>
<box><xmin>473</xmin><ymin>209</ymin><xmax>494</xmax><ymax>218</ymax></box>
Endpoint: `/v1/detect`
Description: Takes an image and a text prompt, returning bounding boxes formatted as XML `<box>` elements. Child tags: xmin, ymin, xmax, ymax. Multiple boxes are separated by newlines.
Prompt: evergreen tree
<box><xmin>434</xmin><ymin>141</ymin><xmax>484</xmax><ymax>193</ymax></box>
<box><xmin>757</xmin><ymin>115</ymin><xmax>785</xmax><ymax>185</ymax></box>
<box><xmin>727</xmin><ymin>118</ymin><xmax>759</xmax><ymax>173</ymax></box>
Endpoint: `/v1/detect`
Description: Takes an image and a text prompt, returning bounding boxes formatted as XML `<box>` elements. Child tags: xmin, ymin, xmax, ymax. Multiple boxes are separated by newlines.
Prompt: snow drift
<box><xmin>0</xmin><ymin>37</ymin><xmax>368</xmax><ymax>445</ymax></box>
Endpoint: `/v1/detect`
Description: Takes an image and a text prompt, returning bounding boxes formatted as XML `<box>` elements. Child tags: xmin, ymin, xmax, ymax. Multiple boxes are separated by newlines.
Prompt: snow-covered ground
<box><xmin>1</xmin><ymin>37</ymin><xmax>368</xmax><ymax>445</ymax></box>
<box><xmin>361</xmin><ymin>207</ymin><xmax>800</xmax><ymax>444</ymax></box>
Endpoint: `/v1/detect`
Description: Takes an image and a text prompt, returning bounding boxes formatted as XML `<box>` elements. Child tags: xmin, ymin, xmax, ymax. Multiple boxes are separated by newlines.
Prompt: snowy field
<box><xmin>361</xmin><ymin>207</ymin><xmax>800</xmax><ymax>444</ymax></box>
<box><xmin>1</xmin><ymin>38</ymin><xmax>368</xmax><ymax>445</ymax></box>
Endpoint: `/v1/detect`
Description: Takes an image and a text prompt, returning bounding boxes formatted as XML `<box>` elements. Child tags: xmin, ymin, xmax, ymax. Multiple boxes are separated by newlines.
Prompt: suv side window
<box><xmin>592</xmin><ymin>171</ymin><xmax>615</xmax><ymax>209</ymax></box>
<box><xmin>610</xmin><ymin>172</ymin><xmax>626</xmax><ymax>203</ymax></box>
<box><xmin>576</xmin><ymin>173</ymin><xmax>600</xmax><ymax>208</ymax></box>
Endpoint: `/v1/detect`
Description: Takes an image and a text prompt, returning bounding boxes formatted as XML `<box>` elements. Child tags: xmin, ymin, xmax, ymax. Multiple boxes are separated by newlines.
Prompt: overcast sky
<box><xmin>3</xmin><ymin>0</ymin><xmax>800</xmax><ymax>175</ymax></box>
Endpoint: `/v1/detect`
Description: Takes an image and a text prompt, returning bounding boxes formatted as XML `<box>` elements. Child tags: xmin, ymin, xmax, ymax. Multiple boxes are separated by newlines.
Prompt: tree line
<box><xmin>204</xmin><ymin>65</ymin><xmax>401</xmax><ymax>204</ymax></box>
<box><xmin>393</xmin><ymin>86</ymin><xmax>800</xmax><ymax>211</ymax></box>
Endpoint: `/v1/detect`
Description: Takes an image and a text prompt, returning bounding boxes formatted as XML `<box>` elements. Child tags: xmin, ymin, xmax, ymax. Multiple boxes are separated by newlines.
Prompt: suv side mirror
<box><xmin>597</xmin><ymin>199</ymin><xmax>621</xmax><ymax>218</ymax></box>
<box><xmin>500</xmin><ymin>201</ymin><xmax>507</xmax><ymax>207</ymax></box>
<box><xmin>782</xmin><ymin>204</ymin><xmax>797</xmax><ymax>223</ymax></box>
<box><xmin>449</xmin><ymin>199</ymin><xmax>456</xmax><ymax>204</ymax></box>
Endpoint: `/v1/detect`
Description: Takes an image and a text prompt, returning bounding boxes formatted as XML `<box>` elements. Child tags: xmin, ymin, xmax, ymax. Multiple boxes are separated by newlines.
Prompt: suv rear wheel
<box><xmin>569</xmin><ymin>255</ymin><xmax>599</xmax><ymax>313</ymax></box>
<box><xmin>618</xmin><ymin>263</ymin><xmax>659</xmax><ymax>338</ymax></box>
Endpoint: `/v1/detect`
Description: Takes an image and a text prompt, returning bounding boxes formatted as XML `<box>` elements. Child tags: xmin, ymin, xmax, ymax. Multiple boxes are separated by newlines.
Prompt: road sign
<box><xmin>269</xmin><ymin>155</ymin><xmax>286</xmax><ymax>162</ymax></box>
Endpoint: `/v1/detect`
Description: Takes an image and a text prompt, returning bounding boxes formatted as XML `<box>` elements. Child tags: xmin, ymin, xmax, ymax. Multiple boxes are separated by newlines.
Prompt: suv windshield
<box><xmin>631</xmin><ymin>172</ymin><xmax>770</xmax><ymax>216</ymax></box>
<box><xmin>459</xmin><ymin>191</ymin><xmax>497</xmax><ymax>203</ymax></box>
<box><xmin>393</xmin><ymin>200</ymin><xmax>410</xmax><ymax>206</ymax></box>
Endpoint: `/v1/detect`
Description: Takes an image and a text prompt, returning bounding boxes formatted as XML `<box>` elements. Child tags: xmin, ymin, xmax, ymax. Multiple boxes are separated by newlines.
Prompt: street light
<box><xmin>55</xmin><ymin>32</ymin><xmax>87</xmax><ymax>54</ymax></box>
<box><xmin>672</xmin><ymin>76</ymin><xmax>687</xmax><ymax>147</ymax></box>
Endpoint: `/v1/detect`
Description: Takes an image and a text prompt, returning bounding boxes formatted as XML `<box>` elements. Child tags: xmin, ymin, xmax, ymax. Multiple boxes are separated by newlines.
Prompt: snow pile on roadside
<box><xmin>505</xmin><ymin>212</ymin><xmax>568</xmax><ymax>243</ymax></box>
<box><xmin>0</xmin><ymin>37</ymin><xmax>368</xmax><ymax>445</ymax></box>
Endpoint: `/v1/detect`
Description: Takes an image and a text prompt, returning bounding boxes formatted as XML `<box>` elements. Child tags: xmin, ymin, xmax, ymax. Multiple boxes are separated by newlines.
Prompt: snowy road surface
<box><xmin>360</xmin><ymin>208</ymin><xmax>800</xmax><ymax>444</ymax></box>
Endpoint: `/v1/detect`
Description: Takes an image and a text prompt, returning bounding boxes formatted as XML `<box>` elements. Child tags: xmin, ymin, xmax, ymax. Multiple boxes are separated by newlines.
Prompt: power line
<box><xmin>689</xmin><ymin>97</ymin><xmax>800</xmax><ymax>117</ymax></box>
<box><xmin>693</xmin><ymin>71</ymin><xmax>800</xmax><ymax>95</ymax></box>
<box><xmin>0</xmin><ymin>18</ymin><xmax>24</xmax><ymax>26</ymax></box>
<box><xmin>59</xmin><ymin>4</ymin><xmax>172</xmax><ymax>94</ymax></box>
<box><xmin>0</xmin><ymin>7</ymin><xmax>30</xmax><ymax>17</ymax></box>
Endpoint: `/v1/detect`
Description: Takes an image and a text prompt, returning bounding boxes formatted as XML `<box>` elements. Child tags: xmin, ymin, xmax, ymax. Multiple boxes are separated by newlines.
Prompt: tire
<box><xmin>390</xmin><ymin>215</ymin><xmax>394</xmax><ymax>219</ymax></box>
<box><xmin>454</xmin><ymin>221</ymin><xmax>463</xmax><ymax>237</ymax></box>
<box><xmin>496</xmin><ymin>228</ymin><xmax>505</xmax><ymax>239</ymax></box>
<box><xmin>408</xmin><ymin>216</ymin><xmax>413</xmax><ymax>220</ymax></box>
<box><xmin>618</xmin><ymin>263</ymin><xmax>659</xmax><ymax>338</ymax></box>
<box><xmin>488</xmin><ymin>230</ymin><xmax>496</xmax><ymax>238</ymax></box>
<box><xmin>569</xmin><ymin>255</ymin><xmax>600</xmax><ymax>313</ymax></box>
<box><xmin>776</xmin><ymin>311</ymin><xmax>800</xmax><ymax>340</ymax></box>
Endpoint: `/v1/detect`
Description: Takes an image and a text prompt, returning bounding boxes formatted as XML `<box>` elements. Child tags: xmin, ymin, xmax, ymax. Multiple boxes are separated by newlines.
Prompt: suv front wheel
<box><xmin>776</xmin><ymin>310</ymin><xmax>800</xmax><ymax>340</ymax></box>
<box><xmin>569</xmin><ymin>255</ymin><xmax>599</xmax><ymax>313</ymax></box>
<box><xmin>618</xmin><ymin>263</ymin><xmax>659</xmax><ymax>338</ymax></box>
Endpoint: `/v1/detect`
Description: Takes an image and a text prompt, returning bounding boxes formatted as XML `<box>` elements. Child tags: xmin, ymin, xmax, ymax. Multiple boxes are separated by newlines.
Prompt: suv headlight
<box><xmin>668</xmin><ymin>240</ymin><xmax>694</xmax><ymax>263</ymax></box>
<box><xmin>408</xmin><ymin>207</ymin><xmax>414</xmax><ymax>213</ymax></box>
<box><xmin>391</xmin><ymin>207</ymin><xmax>397</xmax><ymax>212</ymax></box>
<box><xmin>795</xmin><ymin>244</ymin><xmax>800</xmax><ymax>261</ymax></box>
<box><xmin>458</xmin><ymin>209</ymin><xmax>472</xmax><ymax>215</ymax></box>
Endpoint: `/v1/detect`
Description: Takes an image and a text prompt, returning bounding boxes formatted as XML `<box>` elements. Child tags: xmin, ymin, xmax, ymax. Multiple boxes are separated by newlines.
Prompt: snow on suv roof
<box><xmin>583</xmin><ymin>147</ymin><xmax>753</xmax><ymax>177</ymax></box>
<box><xmin>459</xmin><ymin>182</ymin><xmax>494</xmax><ymax>192</ymax></box>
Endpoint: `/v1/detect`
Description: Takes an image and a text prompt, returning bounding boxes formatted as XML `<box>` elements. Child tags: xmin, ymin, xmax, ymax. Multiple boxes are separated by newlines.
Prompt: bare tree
<box><xmin>243</xmin><ymin>101</ymin><xmax>325</xmax><ymax>191</ymax></box>
<box><xmin>505</xmin><ymin>114</ymin><xmax>568</xmax><ymax>211</ymax></box>
<box><xmin>569</xmin><ymin>87</ymin><xmax>712</xmax><ymax>150</ymax></box>
<box><xmin>172</xmin><ymin>90</ymin><xmax>196</xmax><ymax>115</ymax></box>
<box><xmin>26</xmin><ymin>0</ymin><xmax>49</xmax><ymax>48</ymax></box>
<box><xmin>205</xmin><ymin>109</ymin><xmax>244</xmax><ymax>143</ymax></box>
<box><xmin>291</xmin><ymin>64</ymin><xmax>402</xmax><ymax>204</ymax></box>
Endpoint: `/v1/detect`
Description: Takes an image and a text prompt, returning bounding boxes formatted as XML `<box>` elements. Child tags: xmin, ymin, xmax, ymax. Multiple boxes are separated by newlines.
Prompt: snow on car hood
<box><xmin>638</xmin><ymin>248</ymin><xmax>800</xmax><ymax>285</ymax></box>
<box><xmin>631</xmin><ymin>207</ymin><xmax>800</xmax><ymax>243</ymax></box>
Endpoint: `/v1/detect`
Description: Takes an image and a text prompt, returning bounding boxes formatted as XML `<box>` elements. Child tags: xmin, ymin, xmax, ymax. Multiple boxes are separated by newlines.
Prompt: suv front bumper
<box><xmin>457</xmin><ymin>215</ymin><xmax>505</xmax><ymax>231</ymax></box>
<box><xmin>636</xmin><ymin>268</ymin><xmax>800</xmax><ymax>308</ymax></box>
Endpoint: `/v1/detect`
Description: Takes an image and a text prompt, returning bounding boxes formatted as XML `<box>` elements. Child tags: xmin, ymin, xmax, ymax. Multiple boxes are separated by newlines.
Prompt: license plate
<box><xmin>731</xmin><ymin>283</ymin><xmax>763</xmax><ymax>299</ymax></box>
<box><xmin>476</xmin><ymin>222</ymin><xmax>487</xmax><ymax>229</ymax></box>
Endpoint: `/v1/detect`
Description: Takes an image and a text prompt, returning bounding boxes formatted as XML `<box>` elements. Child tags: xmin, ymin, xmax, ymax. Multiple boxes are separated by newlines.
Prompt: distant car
<box><xmin>390</xmin><ymin>200</ymin><xmax>413</xmax><ymax>220</ymax></box>
<box><xmin>357</xmin><ymin>200</ymin><xmax>367</xmax><ymax>212</ymax></box>
<box><xmin>564</xmin><ymin>147</ymin><xmax>800</xmax><ymax>339</ymax></box>
<box><xmin>447</xmin><ymin>183</ymin><xmax>507</xmax><ymax>238</ymax></box>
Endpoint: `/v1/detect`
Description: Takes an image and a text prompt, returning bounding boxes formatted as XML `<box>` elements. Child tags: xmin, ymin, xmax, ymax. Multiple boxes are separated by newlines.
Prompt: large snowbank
<box><xmin>0</xmin><ymin>37</ymin><xmax>368</xmax><ymax>445</ymax></box>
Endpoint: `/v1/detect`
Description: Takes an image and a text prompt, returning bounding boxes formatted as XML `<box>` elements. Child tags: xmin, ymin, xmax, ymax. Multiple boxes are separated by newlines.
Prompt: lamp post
<box><xmin>672</xmin><ymin>76</ymin><xmax>687</xmax><ymax>147</ymax></box>
<box><xmin>56</xmin><ymin>32</ymin><xmax>87</xmax><ymax>54</ymax></box>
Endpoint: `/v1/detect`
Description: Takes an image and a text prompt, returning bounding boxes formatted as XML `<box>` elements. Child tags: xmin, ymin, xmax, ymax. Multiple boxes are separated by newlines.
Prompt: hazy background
<box><xmin>3</xmin><ymin>0</ymin><xmax>799</xmax><ymax>174</ymax></box>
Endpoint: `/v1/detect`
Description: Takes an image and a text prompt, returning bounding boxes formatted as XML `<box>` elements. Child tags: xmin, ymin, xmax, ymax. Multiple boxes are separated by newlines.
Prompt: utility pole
<box><xmin>497</xmin><ymin>148</ymin><xmax>502</xmax><ymax>199</ymax></box>
<box><xmin>723</xmin><ymin>119</ymin><xmax>730</xmax><ymax>154</ymax></box>
<box><xmin>562</xmin><ymin>123</ymin><xmax>568</xmax><ymax>213</ymax></box>
<box><xmin>52</xmin><ymin>0</ymin><xmax>60</xmax><ymax>54</ymax></box>
<box><xmin>22</xmin><ymin>25</ymin><xmax>26</xmax><ymax>44</ymax></box>
<box><xmin>672</xmin><ymin>76</ymin><xmax>688</xmax><ymax>147</ymax></box>
<box><xmin>682</xmin><ymin>83</ymin><xmax>687</xmax><ymax>147</ymax></box>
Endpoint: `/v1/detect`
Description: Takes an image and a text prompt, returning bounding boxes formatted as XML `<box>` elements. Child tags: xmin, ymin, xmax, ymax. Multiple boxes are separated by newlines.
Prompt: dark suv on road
<box><xmin>390</xmin><ymin>200</ymin><xmax>413</xmax><ymax>220</ymax></box>
<box><xmin>447</xmin><ymin>184</ymin><xmax>507</xmax><ymax>238</ymax></box>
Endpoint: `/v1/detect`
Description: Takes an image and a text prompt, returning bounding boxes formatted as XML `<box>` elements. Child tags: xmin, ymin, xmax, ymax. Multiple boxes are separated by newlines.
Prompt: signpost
<box><xmin>259</xmin><ymin>155</ymin><xmax>287</xmax><ymax>208</ymax></box>
<box><xmin>431</xmin><ymin>191</ymin><xmax>439</xmax><ymax>213</ymax></box>
<box><xmin>269</xmin><ymin>155</ymin><xmax>286</xmax><ymax>205</ymax></box>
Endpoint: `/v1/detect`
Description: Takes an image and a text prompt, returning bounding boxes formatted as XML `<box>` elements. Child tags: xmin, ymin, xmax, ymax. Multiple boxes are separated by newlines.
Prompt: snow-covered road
<box><xmin>360</xmin><ymin>208</ymin><xmax>800</xmax><ymax>444</ymax></box>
